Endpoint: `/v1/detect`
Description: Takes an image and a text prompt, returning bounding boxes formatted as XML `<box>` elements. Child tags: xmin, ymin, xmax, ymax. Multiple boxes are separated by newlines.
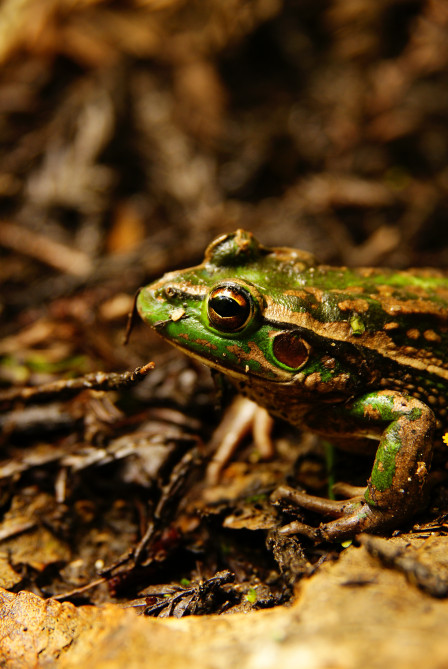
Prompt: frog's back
<box><xmin>261</xmin><ymin>252</ymin><xmax>448</xmax><ymax>392</ymax></box>
<box><xmin>201</xmin><ymin>231</ymin><xmax>448</xmax><ymax>385</ymax></box>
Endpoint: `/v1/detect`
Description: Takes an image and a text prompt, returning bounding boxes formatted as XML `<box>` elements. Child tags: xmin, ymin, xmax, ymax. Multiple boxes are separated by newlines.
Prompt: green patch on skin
<box><xmin>206</xmin><ymin>229</ymin><xmax>264</xmax><ymax>267</ymax></box>
<box><xmin>302</xmin><ymin>358</ymin><xmax>335</xmax><ymax>383</ymax></box>
<box><xmin>350</xmin><ymin>393</ymin><xmax>423</xmax><ymax>425</ymax></box>
<box><xmin>408</xmin><ymin>407</ymin><xmax>423</xmax><ymax>421</ymax></box>
<box><xmin>367</xmin><ymin>423</ymin><xmax>402</xmax><ymax>495</ymax></box>
<box><xmin>376</xmin><ymin>272</ymin><xmax>447</xmax><ymax>292</ymax></box>
<box><xmin>349</xmin><ymin>392</ymin><xmax>396</xmax><ymax>423</ymax></box>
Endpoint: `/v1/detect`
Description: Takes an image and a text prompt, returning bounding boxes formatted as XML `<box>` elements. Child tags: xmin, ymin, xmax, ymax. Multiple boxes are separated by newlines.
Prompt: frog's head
<box><xmin>137</xmin><ymin>230</ymin><xmax>347</xmax><ymax>386</ymax></box>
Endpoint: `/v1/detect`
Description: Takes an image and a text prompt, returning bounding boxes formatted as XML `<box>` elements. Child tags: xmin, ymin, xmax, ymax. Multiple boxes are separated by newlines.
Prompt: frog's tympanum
<box><xmin>137</xmin><ymin>230</ymin><xmax>448</xmax><ymax>541</ymax></box>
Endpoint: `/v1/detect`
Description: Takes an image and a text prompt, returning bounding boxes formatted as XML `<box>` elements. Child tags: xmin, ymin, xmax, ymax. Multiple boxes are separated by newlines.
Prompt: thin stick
<box><xmin>0</xmin><ymin>220</ymin><xmax>93</xmax><ymax>277</ymax></box>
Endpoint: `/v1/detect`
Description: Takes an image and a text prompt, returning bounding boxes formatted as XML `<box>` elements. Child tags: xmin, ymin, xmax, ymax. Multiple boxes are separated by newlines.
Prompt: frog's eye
<box><xmin>272</xmin><ymin>332</ymin><xmax>310</xmax><ymax>369</ymax></box>
<box><xmin>207</xmin><ymin>283</ymin><xmax>255</xmax><ymax>332</ymax></box>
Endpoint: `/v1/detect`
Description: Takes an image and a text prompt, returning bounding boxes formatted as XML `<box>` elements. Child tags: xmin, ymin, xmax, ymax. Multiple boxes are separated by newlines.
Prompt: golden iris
<box><xmin>207</xmin><ymin>283</ymin><xmax>254</xmax><ymax>332</ymax></box>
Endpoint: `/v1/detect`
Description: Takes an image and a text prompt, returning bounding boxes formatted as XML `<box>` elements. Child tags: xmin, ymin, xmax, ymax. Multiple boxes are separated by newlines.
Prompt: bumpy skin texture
<box><xmin>137</xmin><ymin>230</ymin><xmax>448</xmax><ymax>540</ymax></box>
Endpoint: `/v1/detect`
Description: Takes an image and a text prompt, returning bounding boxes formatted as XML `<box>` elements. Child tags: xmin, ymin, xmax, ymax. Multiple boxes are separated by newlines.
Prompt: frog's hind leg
<box><xmin>272</xmin><ymin>390</ymin><xmax>436</xmax><ymax>542</ymax></box>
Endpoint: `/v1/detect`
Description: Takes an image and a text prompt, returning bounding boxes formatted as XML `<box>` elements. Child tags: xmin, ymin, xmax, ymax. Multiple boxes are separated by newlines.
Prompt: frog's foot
<box><xmin>206</xmin><ymin>396</ymin><xmax>274</xmax><ymax>484</ymax></box>
<box><xmin>270</xmin><ymin>484</ymin><xmax>393</xmax><ymax>542</ymax></box>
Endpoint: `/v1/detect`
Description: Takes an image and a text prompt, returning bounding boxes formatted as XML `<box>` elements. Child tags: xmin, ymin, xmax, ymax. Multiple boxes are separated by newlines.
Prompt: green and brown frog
<box><xmin>136</xmin><ymin>229</ymin><xmax>448</xmax><ymax>541</ymax></box>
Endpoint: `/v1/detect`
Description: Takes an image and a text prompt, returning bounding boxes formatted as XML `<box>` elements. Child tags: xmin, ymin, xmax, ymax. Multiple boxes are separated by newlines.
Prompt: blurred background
<box><xmin>2</xmin><ymin>0</ymin><xmax>448</xmax><ymax>330</ymax></box>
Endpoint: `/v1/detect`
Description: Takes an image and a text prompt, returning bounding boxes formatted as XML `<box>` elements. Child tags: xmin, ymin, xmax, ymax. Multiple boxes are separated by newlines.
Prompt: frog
<box><xmin>136</xmin><ymin>229</ymin><xmax>448</xmax><ymax>541</ymax></box>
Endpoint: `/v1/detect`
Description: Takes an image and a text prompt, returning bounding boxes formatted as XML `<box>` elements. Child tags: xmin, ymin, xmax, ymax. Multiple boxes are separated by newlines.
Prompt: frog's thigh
<box><xmin>347</xmin><ymin>390</ymin><xmax>436</xmax><ymax>513</ymax></box>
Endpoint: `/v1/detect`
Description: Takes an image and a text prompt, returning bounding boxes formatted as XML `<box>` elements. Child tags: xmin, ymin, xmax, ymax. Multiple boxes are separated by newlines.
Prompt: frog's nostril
<box><xmin>165</xmin><ymin>285</ymin><xmax>176</xmax><ymax>298</ymax></box>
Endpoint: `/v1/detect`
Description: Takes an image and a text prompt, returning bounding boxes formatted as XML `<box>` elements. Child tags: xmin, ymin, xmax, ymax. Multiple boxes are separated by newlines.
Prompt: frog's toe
<box><xmin>276</xmin><ymin>519</ymin><xmax>322</xmax><ymax>541</ymax></box>
<box><xmin>271</xmin><ymin>484</ymin><xmax>390</xmax><ymax>542</ymax></box>
<box><xmin>277</xmin><ymin>503</ymin><xmax>386</xmax><ymax>542</ymax></box>
<box><xmin>316</xmin><ymin>504</ymin><xmax>396</xmax><ymax>541</ymax></box>
<box><xmin>278</xmin><ymin>515</ymin><xmax>364</xmax><ymax>542</ymax></box>
<box><xmin>271</xmin><ymin>484</ymin><xmax>363</xmax><ymax>518</ymax></box>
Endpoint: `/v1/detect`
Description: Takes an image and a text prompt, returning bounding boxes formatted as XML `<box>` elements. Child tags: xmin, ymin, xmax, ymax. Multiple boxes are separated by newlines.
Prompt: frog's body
<box><xmin>137</xmin><ymin>230</ymin><xmax>448</xmax><ymax>540</ymax></box>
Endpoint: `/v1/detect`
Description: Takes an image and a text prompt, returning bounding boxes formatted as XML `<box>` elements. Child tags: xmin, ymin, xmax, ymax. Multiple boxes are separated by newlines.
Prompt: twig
<box><xmin>0</xmin><ymin>220</ymin><xmax>93</xmax><ymax>277</ymax></box>
<box><xmin>51</xmin><ymin>577</ymin><xmax>107</xmax><ymax>601</ymax></box>
<box><xmin>0</xmin><ymin>362</ymin><xmax>155</xmax><ymax>408</ymax></box>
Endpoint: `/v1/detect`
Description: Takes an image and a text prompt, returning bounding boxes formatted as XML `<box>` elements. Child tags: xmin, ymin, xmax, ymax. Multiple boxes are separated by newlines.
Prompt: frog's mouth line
<box><xmin>156</xmin><ymin>331</ymin><xmax>297</xmax><ymax>384</ymax></box>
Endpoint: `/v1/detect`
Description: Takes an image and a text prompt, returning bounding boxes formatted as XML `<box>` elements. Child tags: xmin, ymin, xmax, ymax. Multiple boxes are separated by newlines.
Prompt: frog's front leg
<box><xmin>272</xmin><ymin>390</ymin><xmax>436</xmax><ymax>542</ymax></box>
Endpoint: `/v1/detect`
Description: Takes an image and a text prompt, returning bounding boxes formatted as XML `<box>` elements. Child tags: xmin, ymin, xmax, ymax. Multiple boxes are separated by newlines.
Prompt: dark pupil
<box><xmin>208</xmin><ymin>286</ymin><xmax>252</xmax><ymax>332</ymax></box>
<box><xmin>210</xmin><ymin>295</ymin><xmax>244</xmax><ymax>318</ymax></box>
